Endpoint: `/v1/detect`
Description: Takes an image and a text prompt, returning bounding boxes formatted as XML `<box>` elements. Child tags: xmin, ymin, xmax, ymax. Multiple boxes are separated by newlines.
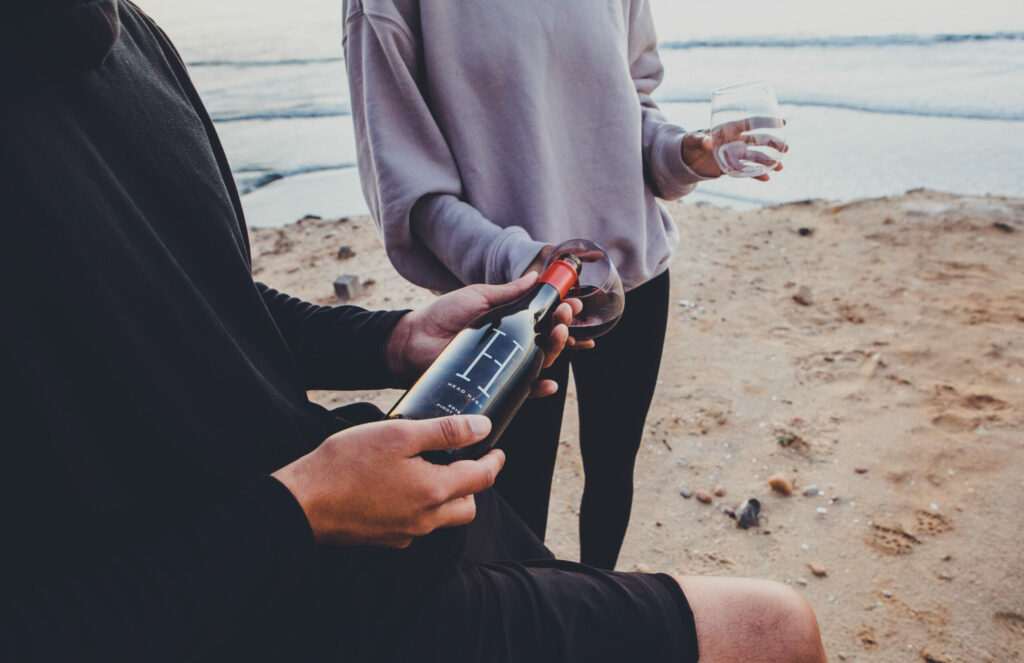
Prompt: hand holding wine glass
<box><xmin>683</xmin><ymin>81</ymin><xmax>789</xmax><ymax>181</ymax></box>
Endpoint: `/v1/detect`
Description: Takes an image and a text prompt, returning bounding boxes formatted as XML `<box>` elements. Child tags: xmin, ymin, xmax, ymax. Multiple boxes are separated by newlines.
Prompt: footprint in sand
<box><xmin>994</xmin><ymin>611</ymin><xmax>1024</xmax><ymax>639</ymax></box>
<box><xmin>914</xmin><ymin>510</ymin><xmax>953</xmax><ymax>537</ymax></box>
<box><xmin>866</xmin><ymin>523</ymin><xmax>922</xmax><ymax>555</ymax></box>
<box><xmin>856</xmin><ymin>625</ymin><xmax>879</xmax><ymax>650</ymax></box>
<box><xmin>961</xmin><ymin>393</ymin><xmax>1008</xmax><ymax>411</ymax></box>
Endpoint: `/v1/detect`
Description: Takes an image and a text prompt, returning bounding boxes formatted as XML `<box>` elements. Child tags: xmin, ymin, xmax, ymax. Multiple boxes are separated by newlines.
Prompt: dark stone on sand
<box><xmin>797</xmin><ymin>227</ymin><xmax>815</xmax><ymax>237</ymax></box>
<box><xmin>993</xmin><ymin>222</ymin><xmax>1015</xmax><ymax>233</ymax></box>
<box><xmin>337</xmin><ymin>245</ymin><xmax>356</xmax><ymax>260</ymax></box>
<box><xmin>792</xmin><ymin>286</ymin><xmax>814</xmax><ymax>306</ymax></box>
<box><xmin>737</xmin><ymin>498</ymin><xmax>761</xmax><ymax>529</ymax></box>
<box><xmin>333</xmin><ymin>274</ymin><xmax>363</xmax><ymax>302</ymax></box>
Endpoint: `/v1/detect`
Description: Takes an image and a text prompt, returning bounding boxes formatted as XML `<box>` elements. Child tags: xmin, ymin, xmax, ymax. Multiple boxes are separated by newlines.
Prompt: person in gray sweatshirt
<box><xmin>343</xmin><ymin>0</ymin><xmax>786</xmax><ymax>569</ymax></box>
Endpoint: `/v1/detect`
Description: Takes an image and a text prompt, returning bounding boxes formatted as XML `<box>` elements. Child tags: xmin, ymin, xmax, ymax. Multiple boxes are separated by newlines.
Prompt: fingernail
<box><xmin>466</xmin><ymin>415</ymin><xmax>492</xmax><ymax>436</ymax></box>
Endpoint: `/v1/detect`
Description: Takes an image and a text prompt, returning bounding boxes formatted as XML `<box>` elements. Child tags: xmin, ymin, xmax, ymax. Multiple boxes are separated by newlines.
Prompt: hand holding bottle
<box><xmin>385</xmin><ymin>273</ymin><xmax>582</xmax><ymax>398</ymax></box>
<box><xmin>272</xmin><ymin>415</ymin><xmax>502</xmax><ymax>548</ymax></box>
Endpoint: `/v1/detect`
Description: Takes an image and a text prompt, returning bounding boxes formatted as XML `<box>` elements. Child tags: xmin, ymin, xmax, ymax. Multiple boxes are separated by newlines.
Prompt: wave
<box><xmin>236</xmin><ymin>163</ymin><xmax>356</xmax><ymax>194</ymax></box>
<box><xmin>190</xmin><ymin>56</ymin><xmax>343</xmax><ymax>68</ymax></box>
<box><xmin>212</xmin><ymin>107</ymin><xmax>351</xmax><ymax>123</ymax></box>
<box><xmin>660</xmin><ymin>31</ymin><xmax>1024</xmax><ymax>50</ymax></box>
<box><xmin>214</xmin><ymin>96</ymin><xmax>1023</xmax><ymax>125</ymax></box>
<box><xmin>657</xmin><ymin>95</ymin><xmax>1024</xmax><ymax>122</ymax></box>
<box><xmin>187</xmin><ymin>32</ymin><xmax>1024</xmax><ymax>69</ymax></box>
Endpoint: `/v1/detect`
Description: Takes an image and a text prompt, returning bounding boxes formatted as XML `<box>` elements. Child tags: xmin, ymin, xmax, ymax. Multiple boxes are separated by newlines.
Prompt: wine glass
<box><xmin>709</xmin><ymin>81</ymin><xmax>786</xmax><ymax>178</ymax></box>
<box><xmin>546</xmin><ymin>239</ymin><xmax>625</xmax><ymax>340</ymax></box>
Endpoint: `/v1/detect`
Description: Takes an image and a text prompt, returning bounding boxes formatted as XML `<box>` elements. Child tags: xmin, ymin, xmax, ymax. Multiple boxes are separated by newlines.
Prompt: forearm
<box><xmin>412</xmin><ymin>194</ymin><xmax>547</xmax><ymax>285</ymax></box>
<box><xmin>258</xmin><ymin>284</ymin><xmax>409</xmax><ymax>390</ymax></box>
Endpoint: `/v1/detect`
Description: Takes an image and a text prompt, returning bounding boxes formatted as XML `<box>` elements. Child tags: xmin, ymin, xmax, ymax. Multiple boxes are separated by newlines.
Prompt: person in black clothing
<box><xmin>0</xmin><ymin>1</ymin><xmax>827</xmax><ymax>662</ymax></box>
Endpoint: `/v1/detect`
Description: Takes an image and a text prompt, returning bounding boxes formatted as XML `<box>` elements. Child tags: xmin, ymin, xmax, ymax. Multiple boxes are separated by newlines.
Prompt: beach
<box><xmin>252</xmin><ymin>190</ymin><xmax>1024</xmax><ymax>662</ymax></box>
<box><xmin>141</xmin><ymin>0</ymin><xmax>1024</xmax><ymax>225</ymax></box>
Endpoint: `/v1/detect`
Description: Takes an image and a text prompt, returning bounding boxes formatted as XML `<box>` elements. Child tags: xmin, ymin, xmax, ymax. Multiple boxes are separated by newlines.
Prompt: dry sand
<box><xmin>251</xmin><ymin>190</ymin><xmax>1024</xmax><ymax>662</ymax></box>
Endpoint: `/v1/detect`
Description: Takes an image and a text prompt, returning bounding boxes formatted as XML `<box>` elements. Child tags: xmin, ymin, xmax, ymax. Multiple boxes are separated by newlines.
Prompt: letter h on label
<box><xmin>455</xmin><ymin>329</ymin><xmax>524</xmax><ymax>398</ymax></box>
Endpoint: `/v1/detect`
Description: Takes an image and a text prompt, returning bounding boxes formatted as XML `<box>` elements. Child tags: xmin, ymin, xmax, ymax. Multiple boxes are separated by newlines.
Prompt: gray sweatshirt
<box><xmin>343</xmin><ymin>0</ymin><xmax>708</xmax><ymax>293</ymax></box>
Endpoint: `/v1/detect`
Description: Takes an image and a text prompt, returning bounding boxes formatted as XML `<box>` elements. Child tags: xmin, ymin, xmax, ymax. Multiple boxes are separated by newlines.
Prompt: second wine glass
<box><xmin>710</xmin><ymin>81</ymin><xmax>786</xmax><ymax>178</ymax></box>
<box><xmin>546</xmin><ymin>239</ymin><xmax>625</xmax><ymax>341</ymax></box>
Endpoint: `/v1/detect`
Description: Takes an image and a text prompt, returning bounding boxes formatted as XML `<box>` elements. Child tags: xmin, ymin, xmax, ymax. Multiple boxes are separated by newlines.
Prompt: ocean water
<box><xmin>141</xmin><ymin>0</ymin><xmax>1024</xmax><ymax>226</ymax></box>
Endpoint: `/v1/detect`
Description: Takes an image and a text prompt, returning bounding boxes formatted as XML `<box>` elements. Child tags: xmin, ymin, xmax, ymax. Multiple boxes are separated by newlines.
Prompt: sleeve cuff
<box><xmin>486</xmin><ymin>226</ymin><xmax>549</xmax><ymax>285</ymax></box>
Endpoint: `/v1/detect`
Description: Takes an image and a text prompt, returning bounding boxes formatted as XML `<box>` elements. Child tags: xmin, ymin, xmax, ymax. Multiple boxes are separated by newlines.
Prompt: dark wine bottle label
<box><xmin>389</xmin><ymin>256</ymin><xmax>580</xmax><ymax>464</ymax></box>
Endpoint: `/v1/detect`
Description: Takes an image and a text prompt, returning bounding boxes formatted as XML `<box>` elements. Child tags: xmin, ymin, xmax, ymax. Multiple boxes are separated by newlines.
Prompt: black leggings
<box><xmin>494</xmin><ymin>270</ymin><xmax>671</xmax><ymax>569</ymax></box>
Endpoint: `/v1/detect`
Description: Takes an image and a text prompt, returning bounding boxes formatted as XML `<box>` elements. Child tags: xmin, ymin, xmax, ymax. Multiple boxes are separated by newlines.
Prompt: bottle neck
<box><xmin>526</xmin><ymin>283</ymin><xmax>563</xmax><ymax>325</ymax></box>
<box><xmin>526</xmin><ymin>257</ymin><xmax>579</xmax><ymax>325</ymax></box>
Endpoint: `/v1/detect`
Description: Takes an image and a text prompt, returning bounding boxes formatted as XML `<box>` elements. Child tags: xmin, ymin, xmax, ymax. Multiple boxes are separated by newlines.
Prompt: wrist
<box><xmin>384</xmin><ymin>311</ymin><xmax>416</xmax><ymax>381</ymax></box>
<box><xmin>271</xmin><ymin>461</ymin><xmax>320</xmax><ymax>540</ymax></box>
<box><xmin>681</xmin><ymin>131</ymin><xmax>722</xmax><ymax>179</ymax></box>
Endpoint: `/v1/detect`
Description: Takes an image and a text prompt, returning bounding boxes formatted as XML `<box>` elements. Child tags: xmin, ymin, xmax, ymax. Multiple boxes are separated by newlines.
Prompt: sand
<box><xmin>251</xmin><ymin>190</ymin><xmax>1024</xmax><ymax>662</ymax></box>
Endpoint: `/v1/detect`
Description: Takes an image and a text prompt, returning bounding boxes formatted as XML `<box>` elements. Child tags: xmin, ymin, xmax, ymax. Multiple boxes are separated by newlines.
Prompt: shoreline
<box><xmin>252</xmin><ymin>190</ymin><xmax>1024</xmax><ymax>661</ymax></box>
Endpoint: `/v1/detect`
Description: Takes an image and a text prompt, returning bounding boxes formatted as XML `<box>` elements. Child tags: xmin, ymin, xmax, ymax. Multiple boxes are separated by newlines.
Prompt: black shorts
<box><xmin>241</xmin><ymin>404</ymin><xmax>700</xmax><ymax>663</ymax></box>
<box><xmin>279</xmin><ymin>488</ymin><xmax>700</xmax><ymax>663</ymax></box>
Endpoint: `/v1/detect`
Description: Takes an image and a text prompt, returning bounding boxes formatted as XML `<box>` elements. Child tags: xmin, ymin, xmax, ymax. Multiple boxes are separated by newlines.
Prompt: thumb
<box><xmin>402</xmin><ymin>415</ymin><xmax>493</xmax><ymax>454</ymax></box>
<box><xmin>471</xmin><ymin>271</ymin><xmax>538</xmax><ymax>308</ymax></box>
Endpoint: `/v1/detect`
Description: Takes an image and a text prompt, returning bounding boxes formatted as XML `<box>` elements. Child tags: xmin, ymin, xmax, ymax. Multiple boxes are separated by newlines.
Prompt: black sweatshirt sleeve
<box><xmin>257</xmin><ymin>283</ymin><xmax>411</xmax><ymax>390</ymax></box>
<box><xmin>2</xmin><ymin>477</ymin><xmax>317</xmax><ymax>662</ymax></box>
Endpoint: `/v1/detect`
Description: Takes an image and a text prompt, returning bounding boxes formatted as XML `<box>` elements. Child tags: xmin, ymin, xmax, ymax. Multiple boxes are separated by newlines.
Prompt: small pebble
<box><xmin>792</xmin><ymin>286</ymin><xmax>814</xmax><ymax>306</ymax></box>
<box><xmin>882</xmin><ymin>590</ymin><xmax>893</xmax><ymax>598</ymax></box>
<box><xmin>816</xmin><ymin>507</ymin><xmax>828</xmax><ymax>515</ymax></box>
<box><xmin>796</xmin><ymin>578</ymin><xmax>808</xmax><ymax>587</ymax></box>
<box><xmin>808</xmin><ymin>562</ymin><xmax>828</xmax><ymax>577</ymax></box>
<box><xmin>797</xmin><ymin>227</ymin><xmax>815</xmax><ymax>237</ymax></box>
<box><xmin>854</xmin><ymin>467</ymin><xmax>869</xmax><ymax>474</ymax></box>
<box><xmin>695</xmin><ymin>490</ymin><xmax>713</xmax><ymax>504</ymax></box>
<box><xmin>713</xmin><ymin>486</ymin><xmax>727</xmax><ymax>497</ymax></box>
<box><xmin>802</xmin><ymin>485</ymin><xmax>821</xmax><ymax>497</ymax></box>
<box><xmin>768</xmin><ymin>474</ymin><xmax>794</xmax><ymax>496</ymax></box>
<box><xmin>333</xmin><ymin>274</ymin><xmax>363</xmax><ymax>302</ymax></box>
<box><xmin>336</xmin><ymin>245</ymin><xmax>356</xmax><ymax>260</ymax></box>
<box><xmin>736</xmin><ymin>498</ymin><xmax>762</xmax><ymax>529</ymax></box>
<box><xmin>679</xmin><ymin>487</ymin><xmax>693</xmax><ymax>499</ymax></box>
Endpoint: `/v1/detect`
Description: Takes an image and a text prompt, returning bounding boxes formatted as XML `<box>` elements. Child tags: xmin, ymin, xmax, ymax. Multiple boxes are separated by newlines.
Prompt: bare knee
<box><xmin>750</xmin><ymin>581</ymin><xmax>826</xmax><ymax>663</ymax></box>
<box><xmin>677</xmin><ymin>576</ymin><xmax>826</xmax><ymax>663</ymax></box>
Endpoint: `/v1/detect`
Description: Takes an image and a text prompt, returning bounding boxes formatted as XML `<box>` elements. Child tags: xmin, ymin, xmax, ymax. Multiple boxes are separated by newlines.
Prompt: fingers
<box><xmin>429</xmin><ymin>495</ymin><xmax>479</xmax><ymax>529</ymax></box>
<box><xmin>572</xmin><ymin>338</ymin><xmax>597</xmax><ymax>350</ymax></box>
<box><xmin>437</xmin><ymin>449</ymin><xmax>505</xmax><ymax>501</ymax></box>
<box><xmin>741</xmin><ymin>150</ymin><xmax>779</xmax><ymax>168</ymax></box>
<box><xmin>398</xmin><ymin>415</ymin><xmax>492</xmax><ymax>454</ymax></box>
<box><xmin>742</xmin><ymin>132</ymin><xmax>788</xmax><ymax>154</ymax></box>
<box><xmin>552</xmin><ymin>300</ymin><xmax>581</xmax><ymax>327</ymax></box>
<box><xmin>542</xmin><ymin>323</ymin><xmax>569</xmax><ymax>368</ymax></box>
<box><xmin>741</xmin><ymin>115</ymin><xmax>785</xmax><ymax>132</ymax></box>
<box><xmin>530</xmin><ymin>379</ymin><xmax>560</xmax><ymax>398</ymax></box>
<box><xmin>469</xmin><ymin>272</ymin><xmax>538</xmax><ymax>308</ymax></box>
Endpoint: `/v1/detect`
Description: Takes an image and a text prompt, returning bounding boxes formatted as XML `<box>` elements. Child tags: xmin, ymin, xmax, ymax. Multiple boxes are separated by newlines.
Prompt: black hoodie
<box><xmin>1</xmin><ymin>1</ymin><xmax>405</xmax><ymax>659</ymax></box>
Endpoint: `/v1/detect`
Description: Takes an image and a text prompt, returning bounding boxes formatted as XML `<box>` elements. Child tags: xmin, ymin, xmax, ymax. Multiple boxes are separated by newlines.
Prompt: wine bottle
<box><xmin>388</xmin><ymin>254</ymin><xmax>582</xmax><ymax>464</ymax></box>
